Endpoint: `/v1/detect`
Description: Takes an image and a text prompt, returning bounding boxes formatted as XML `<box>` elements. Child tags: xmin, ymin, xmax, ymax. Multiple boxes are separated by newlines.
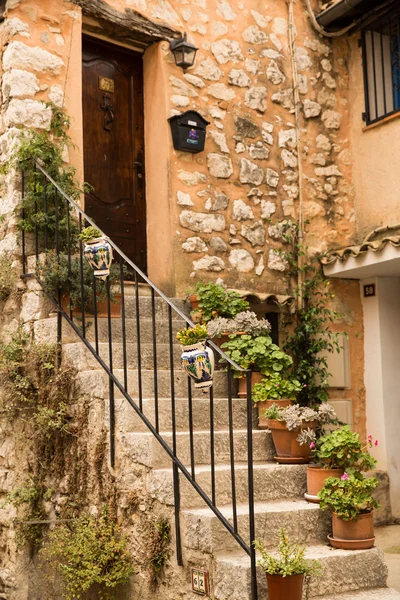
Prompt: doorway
<box><xmin>82</xmin><ymin>36</ymin><xmax>147</xmax><ymax>273</ymax></box>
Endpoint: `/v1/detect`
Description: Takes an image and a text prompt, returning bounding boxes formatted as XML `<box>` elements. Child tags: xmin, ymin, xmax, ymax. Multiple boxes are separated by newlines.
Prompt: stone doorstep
<box><xmin>76</xmin><ymin>368</ymin><xmax>229</xmax><ymax>399</ymax></box>
<box><xmin>146</xmin><ymin>463</ymin><xmax>307</xmax><ymax>508</ymax></box>
<box><xmin>322</xmin><ymin>589</ymin><xmax>400</xmax><ymax>599</ymax></box>
<box><xmin>182</xmin><ymin>499</ymin><xmax>330</xmax><ymax>553</ymax></box>
<box><xmin>119</xmin><ymin>429</ymin><xmax>274</xmax><ymax>469</ymax></box>
<box><xmin>105</xmin><ymin>396</ymin><xmax>252</xmax><ymax>433</ymax></box>
<box><xmin>213</xmin><ymin>547</ymin><xmax>388</xmax><ymax>600</ymax></box>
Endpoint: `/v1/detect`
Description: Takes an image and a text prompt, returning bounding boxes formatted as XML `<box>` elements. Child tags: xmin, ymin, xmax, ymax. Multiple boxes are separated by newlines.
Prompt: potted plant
<box><xmin>255</xmin><ymin>529</ymin><xmax>322</xmax><ymax>600</ymax></box>
<box><xmin>319</xmin><ymin>472</ymin><xmax>379</xmax><ymax>550</ymax></box>
<box><xmin>80</xmin><ymin>226</ymin><xmax>113</xmax><ymax>281</ymax></box>
<box><xmin>252</xmin><ymin>375</ymin><xmax>302</xmax><ymax>428</ymax></box>
<box><xmin>176</xmin><ymin>324</ymin><xmax>214</xmax><ymax>391</ymax></box>
<box><xmin>221</xmin><ymin>334</ymin><xmax>293</xmax><ymax>397</ymax></box>
<box><xmin>187</xmin><ymin>282</ymin><xmax>249</xmax><ymax>323</ymax></box>
<box><xmin>306</xmin><ymin>426</ymin><xmax>377</xmax><ymax>503</ymax></box>
<box><xmin>207</xmin><ymin>311</ymin><xmax>271</xmax><ymax>348</ymax></box>
<box><xmin>265</xmin><ymin>403</ymin><xmax>337</xmax><ymax>464</ymax></box>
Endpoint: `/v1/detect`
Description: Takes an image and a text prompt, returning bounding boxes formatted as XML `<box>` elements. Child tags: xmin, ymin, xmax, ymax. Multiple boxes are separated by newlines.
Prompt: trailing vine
<box><xmin>281</xmin><ymin>226</ymin><xmax>342</xmax><ymax>406</ymax></box>
<box><xmin>148</xmin><ymin>518</ymin><xmax>171</xmax><ymax>589</ymax></box>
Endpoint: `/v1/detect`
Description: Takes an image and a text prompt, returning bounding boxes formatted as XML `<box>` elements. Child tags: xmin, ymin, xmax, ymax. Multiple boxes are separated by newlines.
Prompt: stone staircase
<box><xmin>41</xmin><ymin>288</ymin><xmax>400</xmax><ymax>600</ymax></box>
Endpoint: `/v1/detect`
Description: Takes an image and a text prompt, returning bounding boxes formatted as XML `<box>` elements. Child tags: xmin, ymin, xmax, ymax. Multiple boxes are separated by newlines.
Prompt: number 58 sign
<box><xmin>363</xmin><ymin>284</ymin><xmax>376</xmax><ymax>298</ymax></box>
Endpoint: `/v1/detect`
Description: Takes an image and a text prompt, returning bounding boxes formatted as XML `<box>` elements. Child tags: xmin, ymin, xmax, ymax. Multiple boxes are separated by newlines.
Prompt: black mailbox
<box><xmin>168</xmin><ymin>110</ymin><xmax>209</xmax><ymax>154</ymax></box>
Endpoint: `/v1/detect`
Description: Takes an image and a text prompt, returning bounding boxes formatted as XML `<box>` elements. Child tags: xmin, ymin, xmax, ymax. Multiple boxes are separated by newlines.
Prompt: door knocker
<box><xmin>100</xmin><ymin>94</ymin><xmax>114</xmax><ymax>131</ymax></box>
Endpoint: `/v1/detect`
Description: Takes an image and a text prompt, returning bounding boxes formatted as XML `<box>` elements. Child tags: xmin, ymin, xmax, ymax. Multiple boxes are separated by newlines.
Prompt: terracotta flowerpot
<box><xmin>305</xmin><ymin>466</ymin><xmax>344</xmax><ymax>503</ymax></box>
<box><xmin>188</xmin><ymin>294</ymin><xmax>200</xmax><ymax>310</ymax></box>
<box><xmin>267</xmin><ymin>420</ymin><xmax>317</xmax><ymax>464</ymax></box>
<box><xmin>266</xmin><ymin>573</ymin><xmax>304</xmax><ymax>600</ymax></box>
<box><xmin>258</xmin><ymin>399</ymin><xmax>292</xmax><ymax>429</ymax></box>
<box><xmin>213</xmin><ymin>331</ymin><xmax>246</xmax><ymax>349</ymax></box>
<box><xmin>332</xmin><ymin>511</ymin><xmax>374</xmax><ymax>541</ymax></box>
<box><xmin>60</xmin><ymin>293</ymin><xmax>122</xmax><ymax>318</ymax></box>
<box><xmin>238</xmin><ymin>371</ymin><xmax>264</xmax><ymax>397</ymax></box>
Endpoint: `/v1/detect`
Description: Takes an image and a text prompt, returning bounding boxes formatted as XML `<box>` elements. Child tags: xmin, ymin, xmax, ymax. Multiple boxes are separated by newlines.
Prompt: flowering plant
<box><xmin>264</xmin><ymin>403</ymin><xmax>337</xmax><ymax>445</ymax></box>
<box><xmin>310</xmin><ymin>426</ymin><xmax>378</xmax><ymax>471</ymax></box>
<box><xmin>255</xmin><ymin>528</ymin><xmax>322</xmax><ymax>577</ymax></box>
<box><xmin>176</xmin><ymin>324</ymin><xmax>208</xmax><ymax>346</ymax></box>
<box><xmin>318</xmin><ymin>472</ymin><xmax>379</xmax><ymax>521</ymax></box>
<box><xmin>252</xmin><ymin>375</ymin><xmax>302</xmax><ymax>402</ymax></box>
<box><xmin>207</xmin><ymin>311</ymin><xmax>271</xmax><ymax>339</ymax></box>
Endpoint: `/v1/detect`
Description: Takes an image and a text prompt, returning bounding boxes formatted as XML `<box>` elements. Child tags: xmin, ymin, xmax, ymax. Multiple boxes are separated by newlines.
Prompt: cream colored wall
<box><xmin>348</xmin><ymin>34</ymin><xmax>400</xmax><ymax>240</ymax></box>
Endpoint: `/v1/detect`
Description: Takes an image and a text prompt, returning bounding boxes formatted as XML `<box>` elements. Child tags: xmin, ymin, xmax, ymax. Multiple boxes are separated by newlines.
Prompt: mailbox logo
<box><xmin>187</xmin><ymin>129</ymin><xmax>200</xmax><ymax>144</ymax></box>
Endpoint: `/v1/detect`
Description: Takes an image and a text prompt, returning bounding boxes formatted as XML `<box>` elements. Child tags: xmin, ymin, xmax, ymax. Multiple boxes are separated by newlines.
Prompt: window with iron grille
<box><xmin>361</xmin><ymin>12</ymin><xmax>400</xmax><ymax>125</ymax></box>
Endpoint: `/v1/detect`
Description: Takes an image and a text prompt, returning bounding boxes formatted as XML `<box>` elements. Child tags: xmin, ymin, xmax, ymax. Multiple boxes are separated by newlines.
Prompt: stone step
<box><xmin>182</xmin><ymin>499</ymin><xmax>330</xmax><ymax>553</ymax></box>
<box><xmin>120</xmin><ymin>429</ymin><xmax>273</xmax><ymax>469</ymax></box>
<box><xmin>107</xmin><ymin>396</ymin><xmax>253</xmax><ymax>433</ymax></box>
<box><xmin>63</xmin><ymin>341</ymin><xmax>184</xmax><ymax>371</ymax></box>
<box><xmin>145</xmin><ymin>463</ymin><xmax>307</xmax><ymax>508</ymax></box>
<box><xmin>76</xmin><ymin>368</ymin><xmax>229</xmax><ymax>399</ymax></box>
<box><xmin>121</xmin><ymin>294</ymin><xmax>190</xmax><ymax>320</ymax></box>
<box><xmin>321</xmin><ymin>589</ymin><xmax>400</xmax><ymax>600</ymax></box>
<box><xmin>213</xmin><ymin>547</ymin><xmax>388</xmax><ymax>600</ymax></box>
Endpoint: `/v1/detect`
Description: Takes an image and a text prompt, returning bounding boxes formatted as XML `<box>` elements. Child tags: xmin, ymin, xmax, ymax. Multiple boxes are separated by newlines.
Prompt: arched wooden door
<box><xmin>82</xmin><ymin>36</ymin><xmax>147</xmax><ymax>273</ymax></box>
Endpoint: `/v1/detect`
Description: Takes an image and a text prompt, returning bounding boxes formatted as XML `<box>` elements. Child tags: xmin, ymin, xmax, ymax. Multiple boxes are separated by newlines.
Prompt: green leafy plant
<box><xmin>252</xmin><ymin>375</ymin><xmax>302</xmax><ymax>402</ymax></box>
<box><xmin>282</xmin><ymin>228</ymin><xmax>343</xmax><ymax>406</ymax></box>
<box><xmin>318</xmin><ymin>473</ymin><xmax>379</xmax><ymax>521</ymax></box>
<box><xmin>255</xmin><ymin>528</ymin><xmax>322</xmax><ymax>577</ymax></box>
<box><xmin>0</xmin><ymin>329</ymin><xmax>74</xmax><ymax>436</ymax></box>
<box><xmin>311</xmin><ymin>426</ymin><xmax>378</xmax><ymax>471</ymax></box>
<box><xmin>12</xmin><ymin>103</ymin><xmax>88</xmax><ymax>251</ymax></box>
<box><xmin>3</xmin><ymin>477</ymin><xmax>49</xmax><ymax>550</ymax></box>
<box><xmin>40</xmin><ymin>505</ymin><xmax>134</xmax><ymax>600</ymax></box>
<box><xmin>221</xmin><ymin>334</ymin><xmax>293</xmax><ymax>376</ymax></box>
<box><xmin>190</xmin><ymin>282</ymin><xmax>250</xmax><ymax>322</ymax></box>
<box><xmin>264</xmin><ymin>403</ymin><xmax>338</xmax><ymax>445</ymax></box>
<box><xmin>207</xmin><ymin>311</ymin><xmax>271</xmax><ymax>338</ymax></box>
<box><xmin>79</xmin><ymin>226</ymin><xmax>102</xmax><ymax>244</ymax></box>
<box><xmin>0</xmin><ymin>252</ymin><xmax>16</xmax><ymax>301</ymax></box>
<box><xmin>37</xmin><ymin>250</ymin><xmax>123</xmax><ymax>310</ymax></box>
<box><xmin>176</xmin><ymin>324</ymin><xmax>208</xmax><ymax>346</ymax></box>
<box><xmin>148</xmin><ymin>518</ymin><xmax>171</xmax><ymax>589</ymax></box>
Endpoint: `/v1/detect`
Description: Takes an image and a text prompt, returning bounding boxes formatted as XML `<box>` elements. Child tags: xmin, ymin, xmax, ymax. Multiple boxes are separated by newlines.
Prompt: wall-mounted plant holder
<box><xmin>168</xmin><ymin>110</ymin><xmax>209</xmax><ymax>154</ymax></box>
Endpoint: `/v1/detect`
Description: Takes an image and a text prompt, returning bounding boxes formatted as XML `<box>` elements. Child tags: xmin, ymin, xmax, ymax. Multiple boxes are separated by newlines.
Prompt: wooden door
<box><xmin>82</xmin><ymin>36</ymin><xmax>147</xmax><ymax>273</ymax></box>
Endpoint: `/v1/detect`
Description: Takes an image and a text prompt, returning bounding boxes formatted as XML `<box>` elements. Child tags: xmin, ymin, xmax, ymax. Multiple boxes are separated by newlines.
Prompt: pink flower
<box><xmin>374</xmin><ymin>440</ymin><xmax>379</xmax><ymax>447</ymax></box>
<box><xmin>310</xmin><ymin>442</ymin><xmax>315</xmax><ymax>449</ymax></box>
<box><xmin>341</xmin><ymin>472</ymin><xmax>349</xmax><ymax>481</ymax></box>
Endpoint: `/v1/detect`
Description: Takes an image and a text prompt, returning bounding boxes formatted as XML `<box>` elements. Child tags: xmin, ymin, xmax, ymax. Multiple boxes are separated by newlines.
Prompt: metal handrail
<box><xmin>21</xmin><ymin>160</ymin><xmax>258</xmax><ymax>600</ymax></box>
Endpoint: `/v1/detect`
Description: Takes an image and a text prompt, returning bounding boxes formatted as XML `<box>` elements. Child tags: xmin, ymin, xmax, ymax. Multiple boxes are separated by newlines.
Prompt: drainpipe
<box><xmin>287</xmin><ymin>0</ymin><xmax>305</xmax><ymax>311</ymax></box>
<box><xmin>317</xmin><ymin>0</ymin><xmax>364</xmax><ymax>28</ymax></box>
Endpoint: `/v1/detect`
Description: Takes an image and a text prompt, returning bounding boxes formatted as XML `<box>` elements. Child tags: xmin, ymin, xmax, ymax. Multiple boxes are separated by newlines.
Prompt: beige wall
<box><xmin>348</xmin><ymin>33</ymin><xmax>400</xmax><ymax>240</ymax></box>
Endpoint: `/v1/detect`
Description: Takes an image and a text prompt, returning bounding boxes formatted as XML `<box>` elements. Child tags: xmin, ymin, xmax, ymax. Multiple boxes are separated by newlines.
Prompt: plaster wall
<box><xmin>347</xmin><ymin>33</ymin><xmax>400</xmax><ymax>240</ymax></box>
<box><xmin>362</xmin><ymin>276</ymin><xmax>400</xmax><ymax>519</ymax></box>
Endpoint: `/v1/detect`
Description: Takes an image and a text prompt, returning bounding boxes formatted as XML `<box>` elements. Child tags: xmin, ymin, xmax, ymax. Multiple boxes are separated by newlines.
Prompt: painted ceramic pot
<box><xmin>83</xmin><ymin>236</ymin><xmax>113</xmax><ymax>280</ymax></box>
<box><xmin>180</xmin><ymin>342</ymin><xmax>214</xmax><ymax>390</ymax></box>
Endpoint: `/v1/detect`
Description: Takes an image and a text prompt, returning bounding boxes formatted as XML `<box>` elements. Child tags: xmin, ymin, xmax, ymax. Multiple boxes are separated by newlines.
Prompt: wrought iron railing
<box><xmin>21</xmin><ymin>160</ymin><xmax>258</xmax><ymax>599</ymax></box>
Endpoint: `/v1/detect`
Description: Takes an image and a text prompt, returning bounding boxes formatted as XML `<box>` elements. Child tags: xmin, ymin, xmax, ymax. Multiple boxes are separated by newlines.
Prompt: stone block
<box><xmin>5</xmin><ymin>99</ymin><xmax>52</xmax><ymax>129</ymax></box>
<box><xmin>3</xmin><ymin>41</ymin><xmax>64</xmax><ymax>74</ymax></box>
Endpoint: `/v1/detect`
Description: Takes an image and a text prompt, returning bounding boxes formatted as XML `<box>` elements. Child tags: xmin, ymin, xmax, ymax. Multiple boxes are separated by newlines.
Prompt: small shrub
<box><xmin>176</xmin><ymin>324</ymin><xmax>208</xmax><ymax>346</ymax></box>
<box><xmin>40</xmin><ymin>506</ymin><xmax>134</xmax><ymax>600</ymax></box>
<box><xmin>148</xmin><ymin>518</ymin><xmax>171</xmax><ymax>589</ymax></box>
<box><xmin>0</xmin><ymin>252</ymin><xmax>16</xmax><ymax>301</ymax></box>
<box><xmin>255</xmin><ymin>528</ymin><xmax>322</xmax><ymax>577</ymax></box>
<box><xmin>252</xmin><ymin>376</ymin><xmax>303</xmax><ymax>402</ymax></box>
<box><xmin>311</xmin><ymin>426</ymin><xmax>377</xmax><ymax>471</ymax></box>
<box><xmin>221</xmin><ymin>334</ymin><xmax>293</xmax><ymax>376</ymax></box>
<box><xmin>318</xmin><ymin>472</ymin><xmax>379</xmax><ymax>521</ymax></box>
<box><xmin>207</xmin><ymin>311</ymin><xmax>271</xmax><ymax>338</ymax></box>
<box><xmin>190</xmin><ymin>282</ymin><xmax>249</xmax><ymax>322</ymax></box>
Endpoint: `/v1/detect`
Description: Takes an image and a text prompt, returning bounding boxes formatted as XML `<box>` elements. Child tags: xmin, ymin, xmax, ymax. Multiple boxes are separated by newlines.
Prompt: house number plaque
<box><xmin>363</xmin><ymin>284</ymin><xmax>376</xmax><ymax>298</ymax></box>
<box><xmin>98</xmin><ymin>77</ymin><xmax>115</xmax><ymax>93</ymax></box>
<box><xmin>191</xmin><ymin>568</ymin><xmax>209</xmax><ymax>596</ymax></box>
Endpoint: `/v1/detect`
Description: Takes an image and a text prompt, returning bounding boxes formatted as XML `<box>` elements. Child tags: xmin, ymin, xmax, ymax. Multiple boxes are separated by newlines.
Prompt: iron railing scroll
<box><xmin>20</xmin><ymin>160</ymin><xmax>258</xmax><ymax>599</ymax></box>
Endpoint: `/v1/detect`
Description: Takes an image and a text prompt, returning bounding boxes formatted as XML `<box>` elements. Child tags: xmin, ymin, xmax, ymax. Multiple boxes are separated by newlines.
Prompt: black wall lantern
<box><xmin>168</xmin><ymin>110</ymin><xmax>209</xmax><ymax>154</ymax></box>
<box><xmin>170</xmin><ymin>33</ymin><xmax>198</xmax><ymax>72</ymax></box>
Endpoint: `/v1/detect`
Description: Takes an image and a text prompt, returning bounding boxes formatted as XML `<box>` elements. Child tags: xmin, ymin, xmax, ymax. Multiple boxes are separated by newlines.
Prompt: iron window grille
<box><xmin>361</xmin><ymin>11</ymin><xmax>400</xmax><ymax>125</ymax></box>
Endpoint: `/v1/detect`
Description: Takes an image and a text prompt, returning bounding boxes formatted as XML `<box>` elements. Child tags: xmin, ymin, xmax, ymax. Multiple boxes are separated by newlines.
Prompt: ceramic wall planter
<box><xmin>257</xmin><ymin>399</ymin><xmax>292</xmax><ymax>429</ymax></box>
<box><xmin>267</xmin><ymin>420</ymin><xmax>317</xmax><ymax>464</ymax></box>
<box><xmin>328</xmin><ymin>511</ymin><xmax>375</xmax><ymax>549</ymax></box>
<box><xmin>305</xmin><ymin>466</ymin><xmax>344</xmax><ymax>503</ymax></box>
<box><xmin>238</xmin><ymin>371</ymin><xmax>263</xmax><ymax>397</ymax></box>
<box><xmin>83</xmin><ymin>236</ymin><xmax>113</xmax><ymax>280</ymax></box>
<box><xmin>180</xmin><ymin>342</ymin><xmax>214</xmax><ymax>390</ymax></box>
<box><xmin>266</xmin><ymin>573</ymin><xmax>304</xmax><ymax>600</ymax></box>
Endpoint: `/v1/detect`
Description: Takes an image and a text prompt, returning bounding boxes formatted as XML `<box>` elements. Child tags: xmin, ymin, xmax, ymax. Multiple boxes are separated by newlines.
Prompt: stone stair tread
<box><xmin>182</xmin><ymin>498</ymin><xmax>320</xmax><ymax>518</ymax></box>
<box><xmin>151</xmin><ymin>460</ymin><xmax>280</xmax><ymax>474</ymax></box>
<box><xmin>126</xmin><ymin>428</ymin><xmax>261</xmax><ymax>436</ymax></box>
<box><xmin>216</xmin><ymin>544</ymin><xmax>383</xmax><ymax>562</ymax></box>
<box><xmin>320</xmin><ymin>590</ymin><xmax>400</xmax><ymax>599</ymax></box>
